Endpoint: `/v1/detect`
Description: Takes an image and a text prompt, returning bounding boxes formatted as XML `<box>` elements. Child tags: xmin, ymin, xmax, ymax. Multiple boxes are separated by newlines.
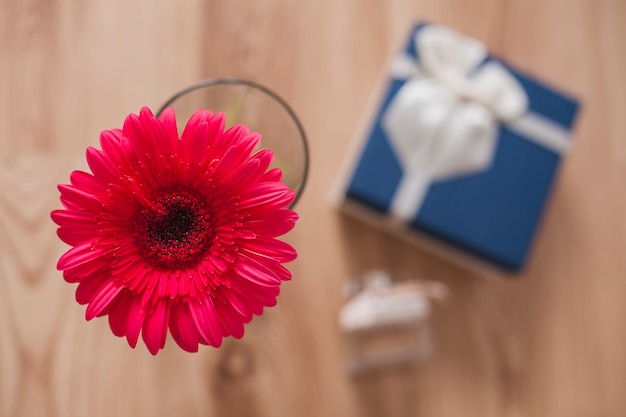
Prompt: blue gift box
<box><xmin>340</xmin><ymin>23</ymin><xmax>580</xmax><ymax>272</ymax></box>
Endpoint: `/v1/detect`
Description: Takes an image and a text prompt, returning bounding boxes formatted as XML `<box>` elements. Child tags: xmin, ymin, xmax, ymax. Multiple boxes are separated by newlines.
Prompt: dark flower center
<box><xmin>131</xmin><ymin>188</ymin><xmax>215</xmax><ymax>270</ymax></box>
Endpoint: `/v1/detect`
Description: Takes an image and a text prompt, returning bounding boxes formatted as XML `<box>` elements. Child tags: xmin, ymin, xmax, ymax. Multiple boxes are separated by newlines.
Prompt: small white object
<box><xmin>339</xmin><ymin>270</ymin><xmax>444</xmax><ymax>373</ymax></box>
<box><xmin>339</xmin><ymin>271</ymin><xmax>431</xmax><ymax>332</ymax></box>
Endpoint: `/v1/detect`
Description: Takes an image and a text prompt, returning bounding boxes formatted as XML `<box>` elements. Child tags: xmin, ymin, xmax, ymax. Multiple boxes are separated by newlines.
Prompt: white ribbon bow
<box><xmin>382</xmin><ymin>25</ymin><xmax>534</xmax><ymax>221</ymax></box>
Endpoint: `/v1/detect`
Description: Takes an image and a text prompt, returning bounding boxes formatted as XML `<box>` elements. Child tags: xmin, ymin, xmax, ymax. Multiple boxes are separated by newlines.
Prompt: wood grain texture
<box><xmin>1</xmin><ymin>0</ymin><xmax>625</xmax><ymax>416</ymax></box>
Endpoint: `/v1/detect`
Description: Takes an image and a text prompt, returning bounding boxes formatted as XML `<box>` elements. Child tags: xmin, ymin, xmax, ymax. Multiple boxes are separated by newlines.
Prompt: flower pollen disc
<box><xmin>131</xmin><ymin>188</ymin><xmax>216</xmax><ymax>270</ymax></box>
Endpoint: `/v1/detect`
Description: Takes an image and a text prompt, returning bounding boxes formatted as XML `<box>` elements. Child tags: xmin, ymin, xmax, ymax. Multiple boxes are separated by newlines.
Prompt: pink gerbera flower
<box><xmin>51</xmin><ymin>107</ymin><xmax>298</xmax><ymax>355</ymax></box>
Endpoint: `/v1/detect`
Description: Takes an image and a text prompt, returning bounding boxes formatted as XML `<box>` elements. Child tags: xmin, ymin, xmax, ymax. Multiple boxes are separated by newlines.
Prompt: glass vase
<box><xmin>157</xmin><ymin>78</ymin><xmax>309</xmax><ymax>207</ymax></box>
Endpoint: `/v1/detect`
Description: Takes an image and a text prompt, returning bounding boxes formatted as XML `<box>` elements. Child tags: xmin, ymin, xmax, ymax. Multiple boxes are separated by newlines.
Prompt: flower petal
<box><xmin>260</xmin><ymin>167</ymin><xmax>283</xmax><ymax>182</ymax></box>
<box><xmin>230</xmin><ymin>278</ymin><xmax>280</xmax><ymax>315</ymax></box>
<box><xmin>223</xmin><ymin>158</ymin><xmax>261</xmax><ymax>189</ymax></box>
<box><xmin>108</xmin><ymin>292</ymin><xmax>133</xmax><ymax>337</ymax></box>
<box><xmin>245</xmin><ymin>210</ymin><xmax>298</xmax><ymax>237</ymax></box>
<box><xmin>85</xmin><ymin>279</ymin><xmax>124</xmax><ymax>320</ymax></box>
<box><xmin>211</xmin><ymin>123</ymin><xmax>246</xmax><ymax>158</ymax></box>
<box><xmin>123</xmin><ymin>111</ymin><xmax>158</xmax><ymax>163</ymax></box>
<box><xmin>51</xmin><ymin>210</ymin><xmax>96</xmax><ymax>228</ymax></box>
<box><xmin>62</xmin><ymin>257</ymin><xmax>107</xmax><ymax>283</ymax></box>
<box><xmin>170</xmin><ymin>302</ymin><xmax>200</xmax><ymax>352</ymax></box>
<box><xmin>237</xmin><ymin>183</ymin><xmax>296</xmax><ymax>211</ymax></box>
<box><xmin>125</xmin><ymin>297</ymin><xmax>148</xmax><ymax>348</ymax></box>
<box><xmin>214</xmin><ymin>298</ymin><xmax>245</xmax><ymax>339</ymax></box>
<box><xmin>100</xmin><ymin>129</ymin><xmax>130</xmax><ymax>170</ymax></box>
<box><xmin>142</xmin><ymin>299</ymin><xmax>170</xmax><ymax>355</ymax></box>
<box><xmin>70</xmin><ymin>170</ymin><xmax>106</xmax><ymax>194</ymax></box>
<box><xmin>52</xmin><ymin>210</ymin><xmax>99</xmax><ymax>245</ymax></box>
<box><xmin>234</xmin><ymin>255</ymin><xmax>283</xmax><ymax>287</ymax></box>
<box><xmin>181</xmin><ymin>110</ymin><xmax>224</xmax><ymax>162</ymax></box>
<box><xmin>220</xmin><ymin>288</ymin><xmax>251</xmax><ymax>317</ymax></box>
<box><xmin>58</xmin><ymin>183</ymin><xmax>102</xmax><ymax>212</ymax></box>
<box><xmin>240</xmin><ymin>237</ymin><xmax>297</xmax><ymax>263</ymax></box>
<box><xmin>189</xmin><ymin>296</ymin><xmax>222</xmax><ymax>347</ymax></box>
<box><xmin>158</xmin><ymin>107</ymin><xmax>179</xmax><ymax>141</ymax></box>
<box><xmin>212</xmin><ymin>144</ymin><xmax>241</xmax><ymax>179</ymax></box>
<box><xmin>75</xmin><ymin>270</ymin><xmax>110</xmax><ymax>305</ymax></box>
<box><xmin>57</xmin><ymin>241</ymin><xmax>104</xmax><ymax>271</ymax></box>
<box><xmin>86</xmin><ymin>147</ymin><xmax>120</xmax><ymax>184</ymax></box>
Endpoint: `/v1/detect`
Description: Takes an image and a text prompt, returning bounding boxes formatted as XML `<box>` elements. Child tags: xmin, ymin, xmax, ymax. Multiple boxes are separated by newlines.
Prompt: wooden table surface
<box><xmin>1</xmin><ymin>0</ymin><xmax>625</xmax><ymax>416</ymax></box>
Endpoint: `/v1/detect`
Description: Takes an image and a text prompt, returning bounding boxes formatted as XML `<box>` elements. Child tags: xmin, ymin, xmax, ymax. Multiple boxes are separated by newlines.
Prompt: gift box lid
<box><xmin>341</xmin><ymin>23</ymin><xmax>580</xmax><ymax>272</ymax></box>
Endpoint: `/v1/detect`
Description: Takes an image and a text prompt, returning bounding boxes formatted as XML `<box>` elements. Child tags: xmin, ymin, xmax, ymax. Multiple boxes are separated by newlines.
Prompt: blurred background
<box><xmin>1</xmin><ymin>0</ymin><xmax>625</xmax><ymax>416</ymax></box>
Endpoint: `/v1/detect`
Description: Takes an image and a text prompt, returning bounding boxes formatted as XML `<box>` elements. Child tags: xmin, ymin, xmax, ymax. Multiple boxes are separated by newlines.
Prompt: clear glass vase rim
<box><xmin>156</xmin><ymin>78</ymin><xmax>309</xmax><ymax>208</ymax></box>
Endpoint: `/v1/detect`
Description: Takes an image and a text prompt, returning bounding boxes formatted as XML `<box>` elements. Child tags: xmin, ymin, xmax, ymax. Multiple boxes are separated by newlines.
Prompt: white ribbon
<box><xmin>382</xmin><ymin>25</ymin><xmax>570</xmax><ymax>221</ymax></box>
